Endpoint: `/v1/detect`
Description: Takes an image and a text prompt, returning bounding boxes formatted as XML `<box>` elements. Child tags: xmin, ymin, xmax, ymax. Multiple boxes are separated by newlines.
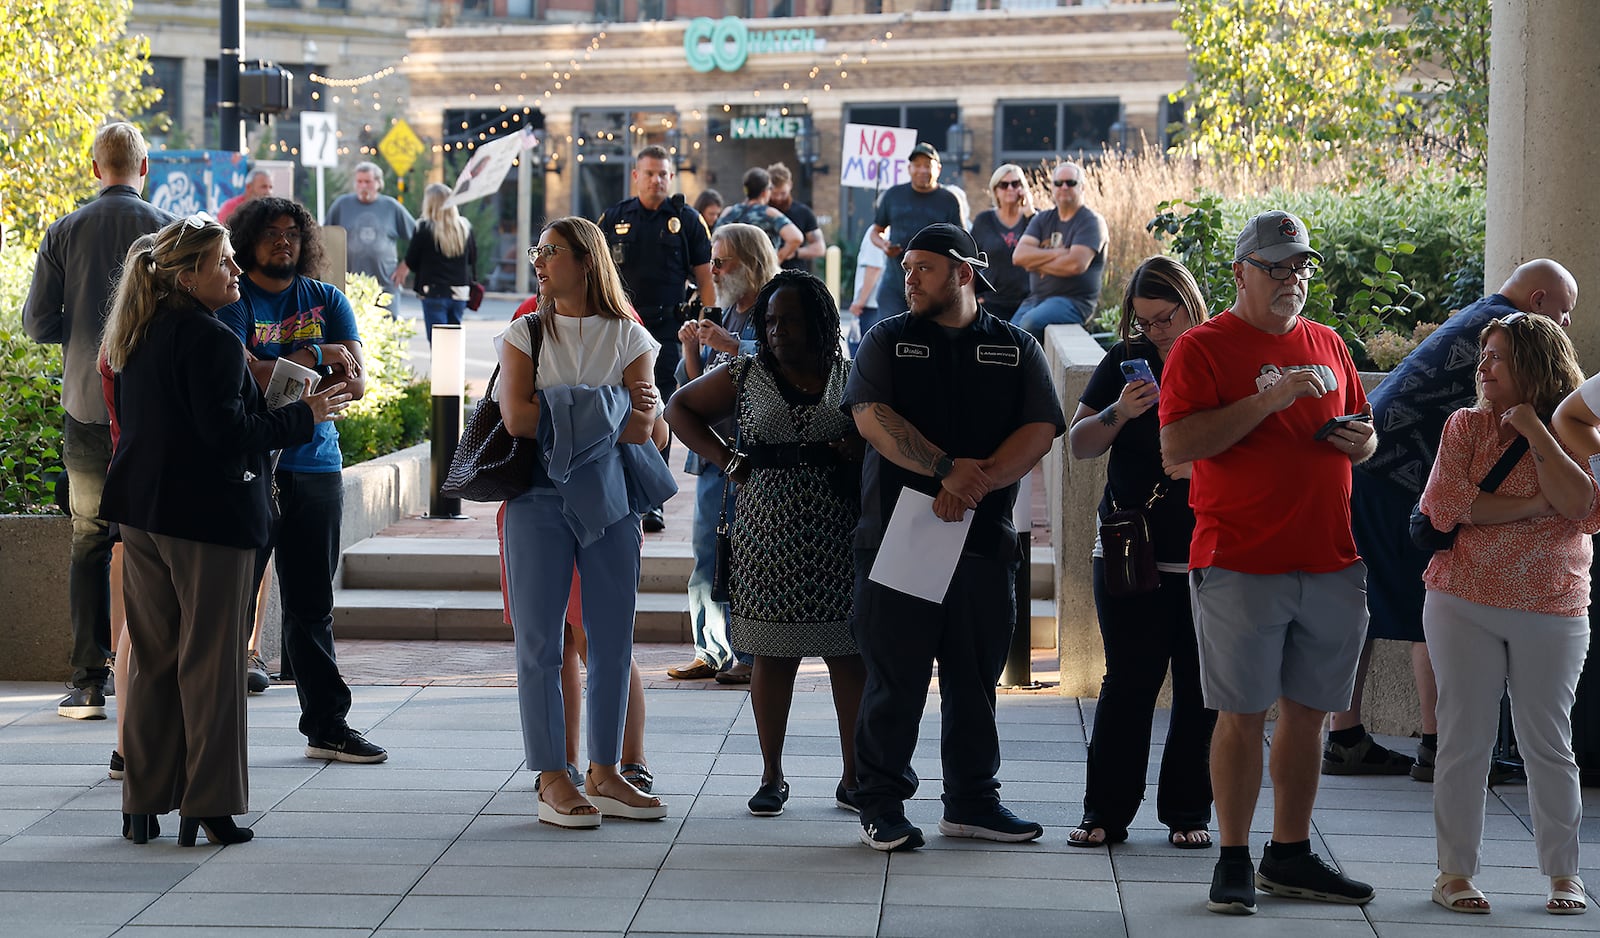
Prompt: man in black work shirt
<box><xmin>843</xmin><ymin>223</ymin><xmax>1065</xmax><ymax>852</ymax></box>
<box><xmin>599</xmin><ymin>144</ymin><xmax>715</xmax><ymax>401</ymax></box>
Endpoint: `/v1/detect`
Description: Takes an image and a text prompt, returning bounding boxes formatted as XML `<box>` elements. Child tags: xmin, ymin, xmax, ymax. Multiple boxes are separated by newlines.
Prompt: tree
<box><xmin>1172</xmin><ymin>0</ymin><xmax>1399</xmax><ymax>168</ymax></box>
<box><xmin>1171</xmin><ymin>0</ymin><xmax>1491</xmax><ymax>179</ymax></box>
<box><xmin>0</xmin><ymin>0</ymin><xmax>158</xmax><ymax>252</ymax></box>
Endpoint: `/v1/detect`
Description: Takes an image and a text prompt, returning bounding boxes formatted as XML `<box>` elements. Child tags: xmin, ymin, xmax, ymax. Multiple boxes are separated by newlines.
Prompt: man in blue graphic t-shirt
<box><xmin>217</xmin><ymin>197</ymin><xmax>389</xmax><ymax>765</ymax></box>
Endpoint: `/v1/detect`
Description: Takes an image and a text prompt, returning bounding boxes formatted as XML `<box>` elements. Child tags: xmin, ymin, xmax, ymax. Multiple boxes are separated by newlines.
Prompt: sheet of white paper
<box><xmin>868</xmin><ymin>488</ymin><xmax>973</xmax><ymax>603</ymax></box>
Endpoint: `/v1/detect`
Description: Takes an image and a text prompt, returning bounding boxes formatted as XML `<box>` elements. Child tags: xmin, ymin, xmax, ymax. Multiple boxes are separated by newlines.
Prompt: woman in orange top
<box><xmin>1418</xmin><ymin>313</ymin><xmax>1599</xmax><ymax>915</ymax></box>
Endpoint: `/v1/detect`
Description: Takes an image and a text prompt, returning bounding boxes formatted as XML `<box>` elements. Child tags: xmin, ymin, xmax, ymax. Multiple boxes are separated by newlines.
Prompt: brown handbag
<box><xmin>440</xmin><ymin>312</ymin><xmax>542</xmax><ymax>502</ymax></box>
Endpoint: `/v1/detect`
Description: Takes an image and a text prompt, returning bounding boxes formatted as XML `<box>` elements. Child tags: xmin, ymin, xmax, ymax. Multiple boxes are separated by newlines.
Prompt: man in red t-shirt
<box><xmin>1160</xmin><ymin>211</ymin><xmax>1377</xmax><ymax>916</ymax></box>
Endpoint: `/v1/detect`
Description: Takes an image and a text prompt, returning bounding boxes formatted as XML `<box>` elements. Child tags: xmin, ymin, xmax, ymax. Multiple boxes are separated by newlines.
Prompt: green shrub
<box><xmin>335</xmin><ymin>273</ymin><xmax>429</xmax><ymax>466</ymax></box>
<box><xmin>0</xmin><ymin>243</ymin><xmax>66</xmax><ymax>514</ymax></box>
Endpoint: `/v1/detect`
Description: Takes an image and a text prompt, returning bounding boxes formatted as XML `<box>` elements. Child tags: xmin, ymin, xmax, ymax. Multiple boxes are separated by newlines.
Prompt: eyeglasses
<box><xmin>1240</xmin><ymin>256</ymin><xmax>1320</xmax><ymax>281</ymax></box>
<box><xmin>1130</xmin><ymin>302</ymin><xmax>1186</xmax><ymax>335</ymax></box>
<box><xmin>263</xmin><ymin>226</ymin><xmax>302</xmax><ymax>245</ymax></box>
<box><xmin>711</xmin><ymin>256</ymin><xmax>735</xmax><ymax>270</ymax></box>
<box><xmin>995</xmin><ymin>179</ymin><xmax>1025</xmax><ymax>190</ymax></box>
<box><xmin>1052</xmin><ymin>178</ymin><xmax>1080</xmax><ymax>188</ymax></box>
<box><xmin>527</xmin><ymin>243</ymin><xmax>572</xmax><ymax>262</ymax></box>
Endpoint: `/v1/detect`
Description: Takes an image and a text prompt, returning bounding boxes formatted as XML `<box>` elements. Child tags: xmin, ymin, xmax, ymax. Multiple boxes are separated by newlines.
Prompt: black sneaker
<box><xmin>306</xmin><ymin>729</ymin><xmax>388</xmax><ymax>764</ymax></box>
<box><xmin>246</xmin><ymin>654</ymin><xmax>270</xmax><ymax>695</ymax></box>
<box><xmin>642</xmin><ymin>507</ymin><xmax>666</xmax><ymax>532</ymax></box>
<box><xmin>109</xmin><ymin>750</ymin><xmax>124</xmax><ymax>780</ymax></box>
<box><xmin>938</xmin><ymin>803</ymin><xmax>1043</xmax><ymax>843</ymax></box>
<box><xmin>1208</xmin><ymin>856</ymin><xmax>1257</xmax><ymax>915</ymax></box>
<box><xmin>57</xmin><ymin>684</ymin><xmax>106</xmax><ymax>720</ymax></box>
<box><xmin>860</xmin><ymin>814</ymin><xmax>924</xmax><ymax>852</ymax></box>
<box><xmin>747</xmin><ymin>780</ymin><xmax>789</xmax><ymax>817</ymax></box>
<box><xmin>1256</xmin><ymin>849</ymin><xmax>1374</xmax><ymax>905</ymax></box>
<box><xmin>835</xmin><ymin>783</ymin><xmax>861</xmax><ymax>814</ymax></box>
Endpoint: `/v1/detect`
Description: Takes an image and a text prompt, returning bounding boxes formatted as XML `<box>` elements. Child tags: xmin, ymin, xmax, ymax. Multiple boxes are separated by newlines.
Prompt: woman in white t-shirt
<box><xmin>496</xmin><ymin>216</ymin><xmax>667</xmax><ymax>828</ymax></box>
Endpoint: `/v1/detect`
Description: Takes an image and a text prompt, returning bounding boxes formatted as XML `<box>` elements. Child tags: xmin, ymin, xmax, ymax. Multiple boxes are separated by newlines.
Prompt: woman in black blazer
<box><xmin>99</xmin><ymin>216</ymin><xmax>349</xmax><ymax>846</ymax></box>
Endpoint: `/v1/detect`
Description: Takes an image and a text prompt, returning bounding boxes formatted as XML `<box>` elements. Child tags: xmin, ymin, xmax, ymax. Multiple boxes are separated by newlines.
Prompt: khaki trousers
<box><xmin>120</xmin><ymin>526</ymin><xmax>253</xmax><ymax>818</ymax></box>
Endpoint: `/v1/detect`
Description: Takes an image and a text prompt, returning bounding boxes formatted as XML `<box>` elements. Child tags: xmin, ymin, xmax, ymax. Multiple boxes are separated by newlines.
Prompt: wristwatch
<box><xmin>932</xmin><ymin>454</ymin><xmax>956</xmax><ymax>480</ymax></box>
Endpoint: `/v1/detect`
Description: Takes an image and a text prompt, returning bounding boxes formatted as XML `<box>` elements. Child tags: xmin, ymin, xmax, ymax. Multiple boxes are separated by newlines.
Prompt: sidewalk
<box><xmin>1</xmin><ymin>667</ymin><xmax>1590</xmax><ymax>936</ymax></box>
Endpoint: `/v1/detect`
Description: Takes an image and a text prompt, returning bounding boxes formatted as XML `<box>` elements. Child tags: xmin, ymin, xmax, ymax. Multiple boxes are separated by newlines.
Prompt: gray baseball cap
<box><xmin>1234</xmin><ymin>210</ymin><xmax>1322</xmax><ymax>264</ymax></box>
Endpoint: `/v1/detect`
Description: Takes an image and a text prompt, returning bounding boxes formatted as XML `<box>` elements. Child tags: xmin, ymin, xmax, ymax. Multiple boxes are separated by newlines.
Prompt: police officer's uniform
<box><xmin>840</xmin><ymin>309</ymin><xmax>1066</xmax><ymax>826</ymax></box>
<box><xmin>599</xmin><ymin>195</ymin><xmax>712</xmax><ymax>398</ymax></box>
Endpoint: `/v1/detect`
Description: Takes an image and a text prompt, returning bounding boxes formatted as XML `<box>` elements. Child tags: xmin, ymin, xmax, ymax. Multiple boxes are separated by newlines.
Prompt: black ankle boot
<box><xmin>121</xmin><ymin>813</ymin><xmax>159</xmax><ymax>843</ymax></box>
<box><xmin>177</xmin><ymin>815</ymin><xmax>254</xmax><ymax>847</ymax></box>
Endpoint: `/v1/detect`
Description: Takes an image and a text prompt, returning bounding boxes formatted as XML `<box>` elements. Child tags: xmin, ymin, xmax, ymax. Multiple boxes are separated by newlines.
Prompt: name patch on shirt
<box><xmin>895</xmin><ymin>342</ymin><xmax>930</xmax><ymax>359</ymax></box>
<box><xmin>976</xmin><ymin>344</ymin><xmax>1020</xmax><ymax>366</ymax></box>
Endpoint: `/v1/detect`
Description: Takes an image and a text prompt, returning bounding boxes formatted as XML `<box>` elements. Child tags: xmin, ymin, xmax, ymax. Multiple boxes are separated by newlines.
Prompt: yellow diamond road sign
<box><xmin>379</xmin><ymin>120</ymin><xmax>425</xmax><ymax>177</ymax></box>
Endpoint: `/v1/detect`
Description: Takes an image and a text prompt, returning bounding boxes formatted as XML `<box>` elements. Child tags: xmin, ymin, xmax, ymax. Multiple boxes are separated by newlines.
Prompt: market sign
<box><xmin>684</xmin><ymin>17</ymin><xmax>823</xmax><ymax>73</ymax></box>
<box><xmin>730</xmin><ymin>115</ymin><xmax>810</xmax><ymax>140</ymax></box>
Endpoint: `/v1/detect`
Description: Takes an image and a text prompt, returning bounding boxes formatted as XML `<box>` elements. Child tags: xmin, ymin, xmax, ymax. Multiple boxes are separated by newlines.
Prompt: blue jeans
<box><xmin>1010</xmin><ymin>295</ymin><xmax>1092</xmax><ymax>344</ymax></box>
<box><xmin>63</xmin><ymin>415</ymin><xmax>114</xmax><ymax>688</ymax></box>
<box><xmin>504</xmin><ymin>488</ymin><xmax>641</xmax><ymax>770</ymax></box>
<box><xmin>421</xmin><ymin>297</ymin><xmax>466</xmax><ymax>343</ymax></box>
<box><xmin>688</xmin><ymin>467</ymin><xmax>750</xmax><ymax>669</ymax></box>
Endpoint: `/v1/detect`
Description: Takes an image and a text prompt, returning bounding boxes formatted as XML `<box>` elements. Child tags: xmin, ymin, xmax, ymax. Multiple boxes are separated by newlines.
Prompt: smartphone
<box><xmin>1313</xmin><ymin>413</ymin><xmax>1372</xmax><ymax>441</ymax></box>
<box><xmin>1120</xmin><ymin>358</ymin><xmax>1158</xmax><ymax>390</ymax></box>
<box><xmin>699</xmin><ymin>306</ymin><xmax>723</xmax><ymax>326</ymax></box>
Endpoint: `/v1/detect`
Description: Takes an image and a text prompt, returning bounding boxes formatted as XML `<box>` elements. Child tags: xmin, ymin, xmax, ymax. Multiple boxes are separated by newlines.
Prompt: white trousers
<box><xmin>1423</xmin><ymin>589</ymin><xmax>1589</xmax><ymax>876</ymax></box>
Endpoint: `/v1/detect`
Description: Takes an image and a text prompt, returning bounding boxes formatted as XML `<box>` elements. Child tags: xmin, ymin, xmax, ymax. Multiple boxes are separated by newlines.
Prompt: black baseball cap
<box><xmin>909</xmin><ymin>142</ymin><xmax>939</xmax><ymax>163</ymax></box>
<box><xmin>904</xmin><ymin>223</ymin><xmax>995</xmax><ymax>293</ymax></box>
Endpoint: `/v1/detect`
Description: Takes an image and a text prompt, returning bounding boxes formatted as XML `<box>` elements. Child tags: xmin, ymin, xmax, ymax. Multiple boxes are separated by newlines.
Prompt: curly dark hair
<box><xmin>748</xmin><ymin>270</ymin><xmax>842</xmax><ymax>376</ymax></box>
<box><xmin>227</xmin><ymin>197</ymin><xmax>327</xmax><ymax>279</ymax></box>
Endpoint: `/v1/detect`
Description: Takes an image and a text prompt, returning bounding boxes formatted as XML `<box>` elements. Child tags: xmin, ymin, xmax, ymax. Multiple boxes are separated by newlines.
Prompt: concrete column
<box><xmin>1486</xmin><ymin>0</ymin><xmax>1600</xmax><ymax>367</ymax></box>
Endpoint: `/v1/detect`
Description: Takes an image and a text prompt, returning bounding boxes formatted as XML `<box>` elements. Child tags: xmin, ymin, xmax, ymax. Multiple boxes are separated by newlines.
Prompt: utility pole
<box><xmin>219</xmin><ymin>0</ymin><xmax>245</xmax><ymax>152</ymax></box>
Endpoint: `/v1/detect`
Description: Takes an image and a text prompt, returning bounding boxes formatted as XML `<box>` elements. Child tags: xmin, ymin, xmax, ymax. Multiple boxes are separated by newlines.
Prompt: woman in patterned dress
<box><xmin>667</xmin><ymin>270</ymin><xmax>867</xmax><ymax>818</ymax></box>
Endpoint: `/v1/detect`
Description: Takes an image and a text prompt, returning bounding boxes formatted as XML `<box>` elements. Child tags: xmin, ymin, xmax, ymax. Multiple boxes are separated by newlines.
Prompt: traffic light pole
<box><xmin>219</xmin><ymin>0</ymin><xmax>245</xmax><ymax>152</ymax></box>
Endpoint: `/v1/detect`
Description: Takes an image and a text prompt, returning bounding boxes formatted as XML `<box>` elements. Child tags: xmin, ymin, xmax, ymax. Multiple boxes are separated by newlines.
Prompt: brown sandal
<box><xmin>537</xmin><ymin>771</ymin><xmax>600</xmax><ymax>829</ymax></box>
<box><xmin>585</xmin><ymin>768</ymin><xmax>668</xmax><ymax>820</ymax></box>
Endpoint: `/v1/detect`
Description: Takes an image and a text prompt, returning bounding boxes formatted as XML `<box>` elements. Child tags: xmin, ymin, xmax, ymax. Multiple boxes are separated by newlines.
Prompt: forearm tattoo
<box><xmin>856</xmin><ymin>402</ymin><xmax>940</xmax><ymax>473</ymax></box>
<box><xmin>1097</xmin><ymin>405</ymin><xmax>1119</xmax><ymax>428</ymax></box>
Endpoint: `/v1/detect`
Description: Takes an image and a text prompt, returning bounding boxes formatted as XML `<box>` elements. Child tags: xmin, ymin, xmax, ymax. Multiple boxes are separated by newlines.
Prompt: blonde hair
<box><xmin>537</xmin><ymin>216</ymin><xmax>635</xmax><ymax>342</ymax></box>
<box><xmin>421</xmin><ymin>182</ymin><xmax>469</xmax><ymax>258</ymax></box>
<box><xmin>1478</xmin><ymin>315</ymin><xmax>1584</xmax><ymax>421</ymax></box>
<box><xmin>711</xmin><ymin>223</ymin><xmax>780</xmax><ymax>290</ymax></box>
<box><xmin>101</xmin><ymin>216</ymin><xmax>230</xmax><ymax>371</ymax></box>
<box><xmin>94</xmin><ymin>122</ymin><xmax>147</xmax><ymax>178</ymax></box>
<box><xmin>988</xmin><ymin>162</ymin><xmax>1036</xmax><ymax>214</ymax></box>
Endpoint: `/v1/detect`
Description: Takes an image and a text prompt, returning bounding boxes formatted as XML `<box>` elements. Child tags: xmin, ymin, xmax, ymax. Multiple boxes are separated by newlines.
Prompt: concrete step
<box><xmin>333</xmin><ymin>589</ymin><xmax>1056</xmax><ymax>649</ymax></box>
<box><xmin>333</xmin><ymin>589</ymin><xmax>691</xmax><ymax>643</ymax></box>
<box><xmin>342</xmin><ymin>536</ymin><xmax>1054</xmax><ymax>598</ymax></box>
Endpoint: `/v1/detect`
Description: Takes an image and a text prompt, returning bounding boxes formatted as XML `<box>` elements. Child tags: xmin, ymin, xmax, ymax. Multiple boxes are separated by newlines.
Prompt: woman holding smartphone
<box><xmin>1065</xmin><ymin>255</ymin><xmax>1217</xmax><ymax>849</ymax></box>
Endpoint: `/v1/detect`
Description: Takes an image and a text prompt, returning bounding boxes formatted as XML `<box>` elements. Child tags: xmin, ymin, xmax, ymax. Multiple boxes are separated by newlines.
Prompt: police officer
<box><xmin>842</xmin><ymin>224</ymin><xmax>1065</xmax><ymax>853</ymax></box>
<box><xmin>599</xmin><ymin>144</ymin><xmax>715</xmax><ymax>401</ymax></box>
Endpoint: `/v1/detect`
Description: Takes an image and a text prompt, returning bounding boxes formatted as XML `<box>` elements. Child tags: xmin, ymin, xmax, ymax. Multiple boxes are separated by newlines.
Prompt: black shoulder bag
<box><xmin>709</xmin><ymin>364</ymin><xmax>749</xmax><ymax>603</ymax></box>
<box><xmin>1100</xmin><ymin>483</ymin><xmax>1164</xmax><ymax>597</ymax></box>
<box><xmin>440</xmin><ymin>312</ymin><xmax>543</xmax><ymax>502</ymax></box>
<box><xmin>1409</xmin><ymin>436</ymin><xmax>1530</xmax><ymax>553</ymax></box>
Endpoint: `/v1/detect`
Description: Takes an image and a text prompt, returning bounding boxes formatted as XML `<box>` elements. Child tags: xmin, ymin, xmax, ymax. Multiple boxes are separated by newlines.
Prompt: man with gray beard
<box><xmin>667</xmin><ymin>224</ymin><xmax>780</xmax><ymax>683</ymax></box>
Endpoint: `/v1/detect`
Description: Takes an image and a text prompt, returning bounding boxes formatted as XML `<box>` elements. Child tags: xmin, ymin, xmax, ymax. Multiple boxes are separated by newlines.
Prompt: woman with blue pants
<box><xmin>496</xmin><ymin>216</ymin><xmax>672</xmax><ymax>828</ymax></box>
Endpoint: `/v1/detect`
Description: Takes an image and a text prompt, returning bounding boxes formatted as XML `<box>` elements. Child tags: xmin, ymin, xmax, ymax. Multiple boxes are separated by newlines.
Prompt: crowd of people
<box><xmin>21</xmin><ymin>125</ymin><xmax>1597</xmax><ymax>918</ymax></box>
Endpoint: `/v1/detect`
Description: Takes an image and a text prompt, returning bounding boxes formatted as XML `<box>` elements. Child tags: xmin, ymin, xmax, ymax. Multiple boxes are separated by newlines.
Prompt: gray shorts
<box><xmin>1189</xmin><ymin>562</ymin><xmax>1369</xmax><ymax>714</ymax></box>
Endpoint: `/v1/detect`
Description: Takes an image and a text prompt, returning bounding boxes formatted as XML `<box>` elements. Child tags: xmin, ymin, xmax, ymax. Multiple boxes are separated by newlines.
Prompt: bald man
<box><xmin>1326</xmin><ymin>259</ymin><xmax>1578</xmax><ymax>780</ymax></box>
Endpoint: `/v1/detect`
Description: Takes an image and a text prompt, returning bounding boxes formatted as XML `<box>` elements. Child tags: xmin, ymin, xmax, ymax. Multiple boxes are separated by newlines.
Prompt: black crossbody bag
<box><xmin>1408</xmin><ymin>436</ymin><xmax>1529</xmax><ymax>553</ymax></box>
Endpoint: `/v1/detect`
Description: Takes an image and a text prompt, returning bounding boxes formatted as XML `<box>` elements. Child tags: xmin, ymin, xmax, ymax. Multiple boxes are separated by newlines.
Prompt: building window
<box><xmin>594</xmin><ymin>0</ymin><xmax>622</xmax><ymax>21</ymax></box>
<box><xmin>141</xmin><ymin>56</ymin><xmax>185</xmax><ymax>145</ymax></box>
<box><xmin>997</xmin><ymin>99</ymin><xmax>1122</xmax><ymax>162</ymax></box>
<box><xmin>571</xmin><ymin>108</ymin><xmax>677</xmax><ymax>220</ymax></box>
<box><xmin>746</xmin><ymin>0</ymin><xmax>794</xmax><ymax>16</ymax></box>
<box><xmin>317</xmin><ymin>0</ymin><xmax>349</xmax><ymax>9</ymax></box>
<box><xmin>638</xmin><ymin>0</ymin><xmax>665</xmax><ymax>19</ymax></box>
<box><xmin>265</xmin><ymin>0</ymin><xmax>298</xmax><ymax>8</ymax></box>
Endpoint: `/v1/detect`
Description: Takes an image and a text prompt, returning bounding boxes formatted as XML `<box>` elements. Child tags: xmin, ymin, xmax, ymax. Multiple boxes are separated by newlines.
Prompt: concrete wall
<box><xmin>1044</xmin><ymin>325</ymin><xmax>1422</xmax><ymax>734</ymax></box>
<box><xmin>0</xmin><ymin>444</ymin><xmax>429</xmax><ymax>682</ymax></box>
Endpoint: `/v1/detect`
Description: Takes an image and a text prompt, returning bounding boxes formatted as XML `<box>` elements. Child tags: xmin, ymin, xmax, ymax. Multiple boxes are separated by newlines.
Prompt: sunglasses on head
<box><xmin>1496</xmin><ymin>312</ymin><xmax>1532</xmax><ymax>328</ymax></box>
<box><xmin>173</xmin><ymin>212</ymin><xmax>217</xmax><ymax>250</ymax></box>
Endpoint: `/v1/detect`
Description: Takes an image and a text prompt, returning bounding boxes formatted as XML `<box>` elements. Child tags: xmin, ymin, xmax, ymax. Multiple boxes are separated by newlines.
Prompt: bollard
<box><xmin>428</xmin><ymin>324</ymin><xmax>468</xmax><ymax>520</ymax></box>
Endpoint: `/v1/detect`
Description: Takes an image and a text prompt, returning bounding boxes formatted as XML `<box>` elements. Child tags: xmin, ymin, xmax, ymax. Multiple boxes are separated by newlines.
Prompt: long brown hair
<box><xmin>537</xmin><ymin>216</ymin><xmax>634</xmax><ymax>342</ymax></box>
<box><xmin>101</xmin><ymin>216</ymin><xmax>230</xmax><ymax>371</ymax></box>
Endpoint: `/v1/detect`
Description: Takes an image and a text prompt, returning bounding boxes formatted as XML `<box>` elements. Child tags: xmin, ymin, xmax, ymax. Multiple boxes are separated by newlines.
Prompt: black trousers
<box><xmin>643</xmin><ymin>317</ymin><xmax>683</xmax><ymax>400</ymax></box>
<box><xmin>851</xmin><ymin>548</ymin><xmax>1017</xmax><ymax>824</ymax></box>
<box><xmin>63</xmin><ymin>415</ymin><xmax>114</xmax><ymax>687</ymax></box>
<box><xmin>1084</xmin><ymin>561</ymin><xmax>1215</xmax><ymax>832</ymax></box>
<box><xmin>253</xmin><ymin>469</ymin><xmax>353</xmax><ymax>741</ymax></box>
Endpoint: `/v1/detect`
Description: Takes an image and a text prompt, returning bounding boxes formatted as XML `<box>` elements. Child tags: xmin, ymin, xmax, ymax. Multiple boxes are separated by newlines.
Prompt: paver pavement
<box><xmin>2</xmin><ymin>661</ymin><xmax>1594</xmax><ymax>937</ymax></box>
